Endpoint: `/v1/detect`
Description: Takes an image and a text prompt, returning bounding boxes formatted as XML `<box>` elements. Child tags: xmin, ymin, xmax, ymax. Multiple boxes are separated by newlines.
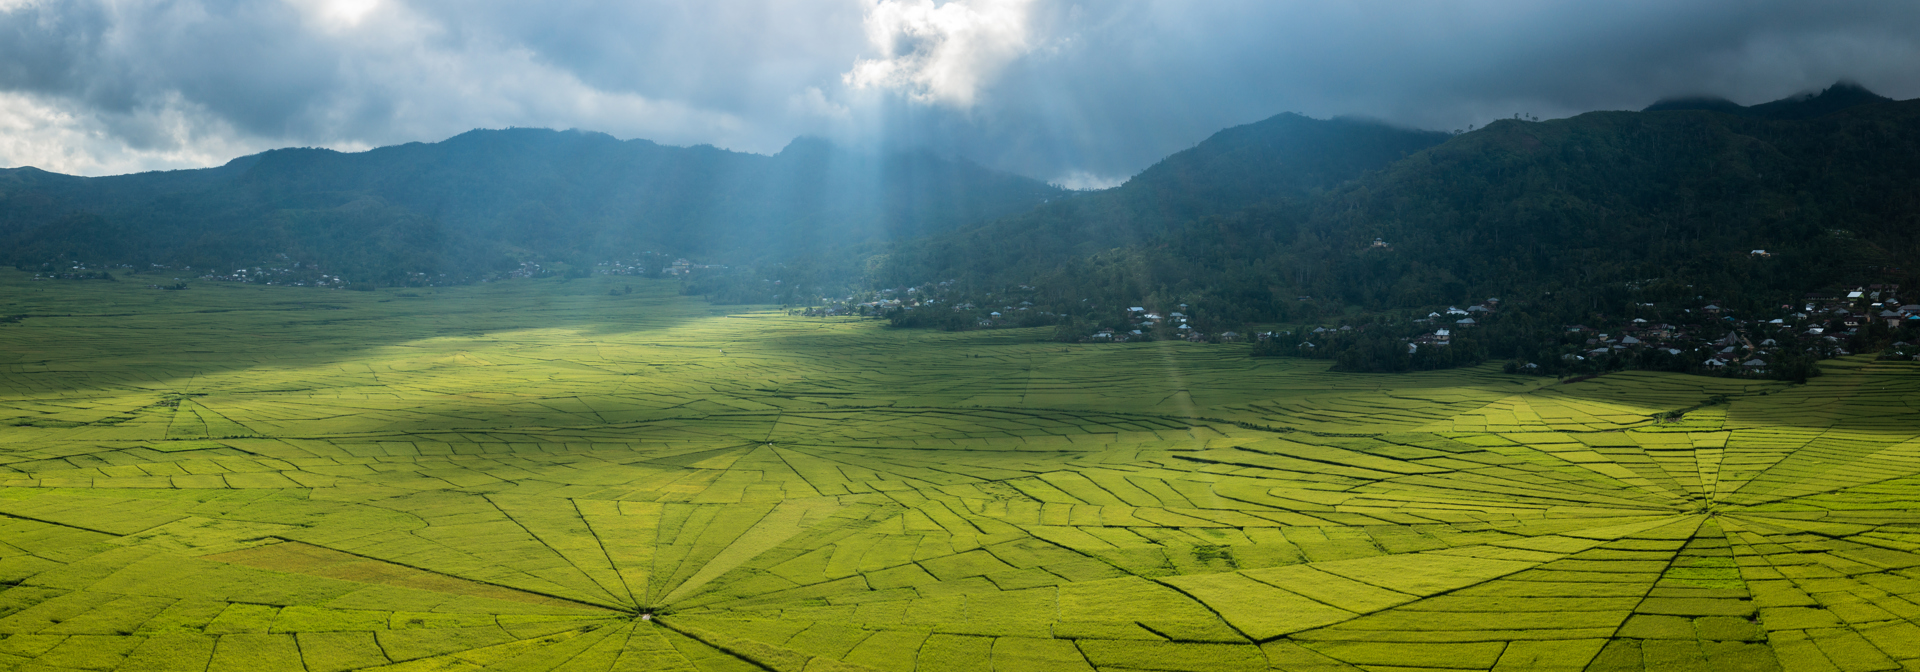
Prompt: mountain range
<box><xmin>4</xmin><ymin>82</ymin><xmax>1915</xmax><ymax>326</ymax></box>
<box><xmin>877</xmin><ymin>82</ymin><xmax>1919</xmax><ymax>324</ymax></box>
<box><xmin>1</xmin><ymin>130</ymin><xmax>1060</xmax><ymax>282</ymax></box>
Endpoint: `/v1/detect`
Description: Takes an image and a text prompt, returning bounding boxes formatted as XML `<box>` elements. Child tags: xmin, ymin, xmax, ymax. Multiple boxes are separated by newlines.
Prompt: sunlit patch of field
<box><xmin>1</xmin><ymin>270</ymin><xmax>1918</xmax><ymax>670</ymax></box>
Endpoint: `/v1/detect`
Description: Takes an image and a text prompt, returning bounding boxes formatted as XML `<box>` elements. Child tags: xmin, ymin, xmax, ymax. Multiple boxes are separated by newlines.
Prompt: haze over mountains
<box><xmin>1641</xmin><ymin>81</ymin><xmax>1894</xmax><ymax>119</ymax></box>
<box><xmin>4</xmin><ymin>82</ymin><xmax>1916</xmax><ymax>324</ymax></box>
<box><xmin>0</xmin><ymin>130</ymin><xmax>1061</xmax><ymax>282</ymax></box>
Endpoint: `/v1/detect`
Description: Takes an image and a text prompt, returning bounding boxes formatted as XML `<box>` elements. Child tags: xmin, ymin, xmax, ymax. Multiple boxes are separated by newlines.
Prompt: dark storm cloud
<box><xmin>888</xmin><ymin>0</ymin><xmax>1920</xmax><ymax>186</ymax></box>
<box><xmin>404</xmin><ymin>1</ymin><xmax>868</xmax><ymax>112</ymax></box>
<box><xmin>1</xmin><ymin>1</ymin><xmax>340</xmax><ymax>138</ymax></box>
<box><xmin>0</xmin><ymin>0</ymin><xmax>1916</xmax><ymax>181</ymax></box>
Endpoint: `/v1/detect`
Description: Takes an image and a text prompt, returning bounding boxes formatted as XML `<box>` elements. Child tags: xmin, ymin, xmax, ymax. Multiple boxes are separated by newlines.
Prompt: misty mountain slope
<box><xmin>873</xmin><ymin>113</ymin><xmax>1451</xmax><ymax>287</ymax></box>
<box><xmin>880</xmin><ymin>84</ymin><xmax>1918</xmax><ymax>323</ymax></box>
<box><xmin>1643</xmin><ymin>81</ymin><xmax>1894</xmax><ymax>120</ymax></box>
<box><xmin>1</xmin><ymin>129</ymin><xmax>1063</xmax><ymax>280</ymax></box>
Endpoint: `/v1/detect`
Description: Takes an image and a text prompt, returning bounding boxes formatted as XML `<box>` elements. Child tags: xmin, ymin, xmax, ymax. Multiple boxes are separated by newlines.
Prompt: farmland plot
<box><xmin>1</xmin><ymin>271</ymin><xmax>1918</xmax><ymax>670</ymax></box>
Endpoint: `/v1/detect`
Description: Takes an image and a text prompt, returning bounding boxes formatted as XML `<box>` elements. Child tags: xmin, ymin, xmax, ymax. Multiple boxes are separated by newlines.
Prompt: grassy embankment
<box><xmin>0</xmin><ymin>270</ymin><xmax>1916</xmax><ymax>671</ymax></box>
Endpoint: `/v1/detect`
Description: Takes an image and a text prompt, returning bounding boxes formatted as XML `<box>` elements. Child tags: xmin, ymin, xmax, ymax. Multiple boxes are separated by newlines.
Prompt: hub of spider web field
<box><xmin>1</xmin><ymin>271</ymin><xmax>1917</xmax><ymax>671</ymax></box>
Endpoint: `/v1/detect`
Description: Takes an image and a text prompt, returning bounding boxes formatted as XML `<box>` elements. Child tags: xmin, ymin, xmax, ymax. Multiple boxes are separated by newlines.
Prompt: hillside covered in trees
<box><xmin>876</xmin><ymin>83</ymin><xmax>1917</xmax><ymax>326</ymax></box>
<box><xmin>1</xmin><ymin>130</ymin><xmax>1062</xmax><ymax>283</ymax></box>
<box><xmin>7</xmin><ymin>82</ymin><xmax>1917</xmax><ymax>376</ymax></box>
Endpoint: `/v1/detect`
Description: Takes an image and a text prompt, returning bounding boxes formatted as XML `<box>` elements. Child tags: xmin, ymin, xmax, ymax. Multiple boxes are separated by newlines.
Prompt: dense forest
<box><xmin>872</xmin><ymin>84</ymin><xmax>1918</xmax><ymax>329</ymax></box>
<box><xmin>1</xmin><ymin>130</ymin><xmax>1061</xmax><ymax>283</ymax></box>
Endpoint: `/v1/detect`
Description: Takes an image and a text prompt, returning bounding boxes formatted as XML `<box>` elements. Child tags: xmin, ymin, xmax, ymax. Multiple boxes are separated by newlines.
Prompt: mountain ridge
<box><xmin>2</xmin><ymin>128</ymin><xmax>1063</xmax><ymax>282</ymax></box>
<box><xmin>870</xmin><ymin>112</ymin><xmax>1453</xmax><ymax>294</ymax></box>
<box><xmin>1641</xmin><ymin>81</ymin><xmax>1893</xmax><ymax>120</ymax></box>
<box><xmin>872</xmin><ymin>82</ymin><xmax>1916</xmax><ymax>329</ymax></box>
<box><xmin>5</xmin><ymin>81</ymin><xmax>1911</xmax><ymax>319</ymax></box>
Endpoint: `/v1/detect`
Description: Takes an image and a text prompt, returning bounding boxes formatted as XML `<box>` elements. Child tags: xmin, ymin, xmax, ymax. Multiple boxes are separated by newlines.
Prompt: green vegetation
<box><xmin>11</xmin><ymin>85</ymin><xmax>1919</xmax><ymax>387</ymax></box>
<box><xmin>1</xmin><ymin>131</ymin><xmax>1060</xmax><ymax>283</ymax></box>
<box><xmin>1</xmin><ymin>270</ymin><xmax>1917</xmax><ymax>669</ymax></box>
<box><xmin>876</xmin><ymin>84</ymin><xmax>1920</xmax><ymax>338</ymax></box>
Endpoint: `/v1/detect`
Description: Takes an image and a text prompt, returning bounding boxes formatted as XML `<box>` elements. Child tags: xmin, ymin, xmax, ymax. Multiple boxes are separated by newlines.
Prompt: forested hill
<box><xmin>1643</xmin><ymin>81</ymin><xmax>1893</xmax><ymax>119</ymax></box>
<box><xmin>878</xmin><ymin>83</ymin><xmax>1920</xmax><ymax>324</ymax></box>
<box><xmin>1</xmin><ymin>130</ymin><xmax>1062</xmax><ymax>282</ymax></box>
<box><xmin>872</xmin><ymin>113</ymin><xmax>1452</xmax><ymax>287</ymax></box>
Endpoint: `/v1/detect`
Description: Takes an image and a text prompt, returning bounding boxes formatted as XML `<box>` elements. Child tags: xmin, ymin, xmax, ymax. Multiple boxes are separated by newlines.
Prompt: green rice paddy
<box><xmin>2</xmin><ymin>270</ymin><xmax>1917</xmax><ymax>671</ymax></box>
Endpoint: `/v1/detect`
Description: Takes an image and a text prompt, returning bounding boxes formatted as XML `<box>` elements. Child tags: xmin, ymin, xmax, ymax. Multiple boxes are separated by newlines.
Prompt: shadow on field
<box><xmin>0</xmin><ymin>272</ymin><xmax>728</xmax><ymax>393</ymax></box>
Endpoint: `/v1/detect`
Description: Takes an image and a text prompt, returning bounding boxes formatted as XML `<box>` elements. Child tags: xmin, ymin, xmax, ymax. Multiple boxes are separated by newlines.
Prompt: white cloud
<box><xmin>0</xmin><ymin>91</ymin><xmax>268</xmax><ymax>175</ymax></box>
<box><xmin>787</xmin><ymin>86</ymin><xmax>851</xmax><ymax>121</ymax></box>
<box><xmin>332</xmin><ymin>35</ymin><xmax>754</xmax><ymax>151</ymax></box>
<box><xmin>283</xmin><ymin>0</ymin><xmax>384</xmax><ymax>30</ymax></box>
<box><xmin>0</xmin><ymin>0</ymin><xmax>768</xmax><ymax>174</ymax></box>
<box><xmin>843</xmin><ymin>0</ymin><xmax>1039</xmax><ymax>107</ymax></box>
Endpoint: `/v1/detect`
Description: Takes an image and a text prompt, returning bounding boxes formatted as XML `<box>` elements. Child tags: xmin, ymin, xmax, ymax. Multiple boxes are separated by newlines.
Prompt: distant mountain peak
<box><xmin>1748</xmin><ymin>80</ymin><xmax>1892</xmax><ymax>120</ymax></box>
<box><xmin>777</xmin><ymin>136</ymin><xmax>837</xmax><ymax>157</ymax></box>
<box><xmin>1643</xmin><ymin>81</ymin><xmax>1893</xmax><ymax>120</ymax></box>
<box><xmin>1641</xmin><ymin>95</ymin><xmax>1745</xmax><ymax>114</ymax></box>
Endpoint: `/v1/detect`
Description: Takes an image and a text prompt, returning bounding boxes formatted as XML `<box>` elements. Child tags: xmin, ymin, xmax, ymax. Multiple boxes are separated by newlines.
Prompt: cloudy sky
<box><xmin>3</xmin><ymin>0</ymin><xmax>1918</xmax><ymax>186</ymax></box>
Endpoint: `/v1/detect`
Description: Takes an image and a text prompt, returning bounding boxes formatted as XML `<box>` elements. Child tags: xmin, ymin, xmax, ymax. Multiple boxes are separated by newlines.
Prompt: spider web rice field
<box><xmin>1</xmin><ymin>271</ymin><xmax>1917</xmax><ymax>671</ymax></box>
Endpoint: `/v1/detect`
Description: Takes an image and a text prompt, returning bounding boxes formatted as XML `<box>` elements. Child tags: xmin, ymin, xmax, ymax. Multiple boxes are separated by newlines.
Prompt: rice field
<box><xmin>2</xmin><ymin>270</ymin><xmax>1918</xmax><ymax>671</ymax></box>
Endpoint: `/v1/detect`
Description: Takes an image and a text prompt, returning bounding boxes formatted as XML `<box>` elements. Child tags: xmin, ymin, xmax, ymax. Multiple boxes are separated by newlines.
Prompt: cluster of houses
<box><xmin>37</xmin><ymin>250</ymin><xmax>740</xmax><ymax>290</ymax></box>
<box><xmin>1083</xmin><ymin>306</ymin><xmax>1250</xmax><ymax>343</ymax></box>
<box><xmin>69</xmin><ymin>256</ymin><xmax>362</xmax><ymax>288</ymax></box>
<box><xmin>197</xmin><ymin>265</ymin><xmax>359</xmax><ymax>287</ymax></box>
<box><xmin>1549</xmin><ymin>287</ymin><xmax>1916</xmax><ymax>372</ymax></box>
<box><xmin>503</xmin><ymin>261</ymin><xmax>549</xmax><ymax>280</ymax></box>
<box><xmin>1091</xmin><ymin>327</ymin><xmax>1238</xmax><ymax>343</ymax></box>
<box><xmin>593</xmin><ymin>259</ymin><xmax>653</xmax><ymax>276</ymax></box>
<box><xmin>659</xmin><ymin>258</ymin><xmax>727</xmax><ymax>276</ymax></box>
<box><xmin>967</xmin><ymin>300</ymin><xmax>1042</xmax><ymax>327</ymax></box>
<box><xmin>811</xmin><ymin>277</ymin><xmax>1919</xmax><ymax>366</ymax></box>
<box><xmin>796</xmin><ymin>301</ymin><xmax>879</xmax><ymax>317</ymax></box>
<box><xmin>1417</xmin><ymin>299</ymin><xmax>1500</xmax><ymax>325</ymax></box>
<box><xmin>900</xmin><ymin>283</ymin><xmax>1056</xmax><ymax>327</ymax></box>
<box><xmin>488</xmin><ymin>254</ymin><xmax>719</xmax><ymax>282</ymax></box>
<box><xmin>1273</xmin><ymin>299</ymin><xmax>1503</xmax><ymax>352</ymax></box>
<box><xmin>1088</xmin><ymin>305</ymin><xmax>1202</xmax><ymax>342</ymax></box>
<box><xmin>797</xmin><ymin>289</ymin><xmax>921</xmax><ymax>318</ymax></box>
<box><xmin>1402</xmin><ymin>299</ymin><xmax>1503</xmax><ymax>348</ymax></box>
<box><xmin>587</xmin><ymin>253</ymin><xmax>722</xmax><ymax>278</ymax></box>
<box><xmin>66</xmin><ymin>255</ymin><xmax>683</xmax><ymax>289</ymax></box>
<box><xmin>28</xmin><ymin>259</ymin><xmax>367</xmax><ymax>289</ymax></box>
<box><xmin>30</xmin><ymin>266</ymin><xmax>123</xmax><ymax>282</ymax></box>
<box><xmin>29</xmin><ymin>262</ymin><xmax>154</xmax><ymax>282</ymax></box>
<box><xmin>852</xmin><ymin>284</ymin><xmax>1241</xmax><ymax>340</ymax></box>
<box><xmin>1562</xmin><ymin>321</ymin><xmax>1783</xmax><ymax>370</ymax></box>
<box><xmin>1261</xmin><ymin>286</ymin><xmax>1918</xmax><ymax>374</ymax></box>
<box><xmin>816</xmin><ymin>282</ymin><xmax>952</xmax><ymax>316</ymax></box>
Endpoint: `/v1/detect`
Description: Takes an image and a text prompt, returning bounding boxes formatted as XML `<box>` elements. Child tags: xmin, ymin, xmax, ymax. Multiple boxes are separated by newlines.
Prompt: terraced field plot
<box><xmin>2</xmin><ymin>271</ymin><xmax>1919</xmax><ymax>671</ymax></box>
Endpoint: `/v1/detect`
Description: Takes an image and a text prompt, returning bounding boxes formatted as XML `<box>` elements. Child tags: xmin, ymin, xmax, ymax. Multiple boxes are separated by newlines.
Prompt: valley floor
<box><xmin>0</xmin><ymin>271</ymin><xmax>1917</xmax><ymax>671</ymax></box>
